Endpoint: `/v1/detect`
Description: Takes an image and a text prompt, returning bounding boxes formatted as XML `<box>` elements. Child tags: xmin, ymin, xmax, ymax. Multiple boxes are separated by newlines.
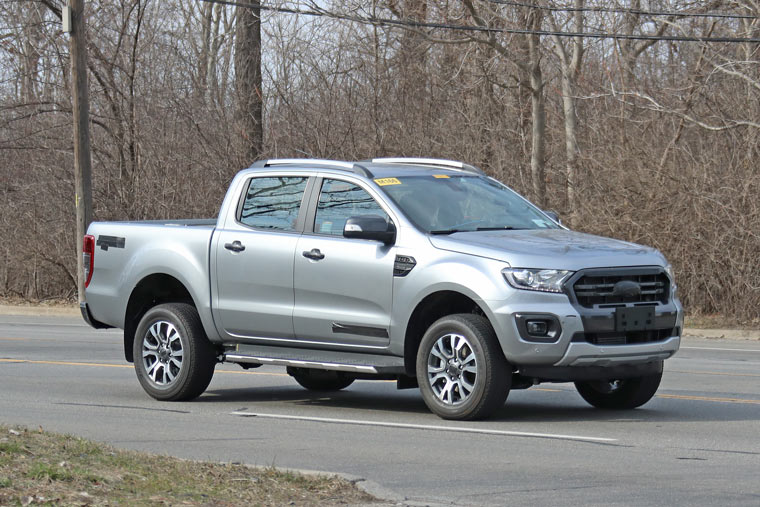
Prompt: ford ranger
<box><xmin>81</xmin><ymin>158</ymin><xmax>683</xmax><ymax>420</ymax></box>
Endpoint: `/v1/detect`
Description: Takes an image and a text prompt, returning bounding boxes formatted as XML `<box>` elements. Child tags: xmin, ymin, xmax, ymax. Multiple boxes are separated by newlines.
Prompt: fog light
<box><xmin>526</xmin><ymin>320</ymin><xmax>549</xmax><ymax>336</ymax></box>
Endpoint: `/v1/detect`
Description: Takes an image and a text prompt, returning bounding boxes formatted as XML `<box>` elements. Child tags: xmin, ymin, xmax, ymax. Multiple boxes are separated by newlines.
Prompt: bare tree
<box><xmin>549</xmin><ymin>0</ymin><xmax>584</xmax><ymax>223</ymax></box>
<box><xmin>1</xmin><ymin>0</ymin><xmax>759</xmax><ymax>321</ymax></box>
<box><xmin>235</xmin><ymin>2</ymin><xmax>263</xmax><ymax>163</ymax></box>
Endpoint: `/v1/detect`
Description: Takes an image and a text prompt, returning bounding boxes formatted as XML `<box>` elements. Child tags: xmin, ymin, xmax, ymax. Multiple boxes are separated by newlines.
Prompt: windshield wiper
<box><xmin>429</xmin><ymin>229</ymin><xmax>465</xmax><ymax>235</ymax></box>
<box><xmin>430</xmin><ymin>226</ymin><xmax>525</xmax><ymax>235</ymax></box>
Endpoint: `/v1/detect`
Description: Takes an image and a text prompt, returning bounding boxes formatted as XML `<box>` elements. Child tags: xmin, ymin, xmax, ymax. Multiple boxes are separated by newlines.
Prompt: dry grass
<box><xmin>0</xmin><ymin>426</ymin><xmax>378</xmax><ymax>506</ymax></box>
<box><xmin>684</xmin><ymin>314</ymin><xmax>760</xmax><ymax>331</ymax></box>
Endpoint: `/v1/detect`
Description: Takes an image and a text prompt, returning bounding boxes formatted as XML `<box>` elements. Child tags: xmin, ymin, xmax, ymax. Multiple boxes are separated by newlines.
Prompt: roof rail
<box><xmin>250</xmin><ymin>158</ymin><xmax>373</xmax><ymax>178</ymax></box>
<box><xmin>370</xmin><ymin>157</ymin><xmax>485</xmax><ymax>176</ymax></box>
<box><xmin>254</xmin><ymin>158</ymin><xmax>354</xmax><ymax>169</ymax></box>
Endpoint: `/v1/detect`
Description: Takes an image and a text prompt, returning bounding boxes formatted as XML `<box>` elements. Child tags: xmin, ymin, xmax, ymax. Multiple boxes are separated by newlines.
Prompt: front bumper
<box><xmin>486</xmin><ymin>293</ymin><xmax>682</xmax><ymax>368</ymax></box>
<box><xmin>553</xmin><ymin>335</ymin><xmax>679</xmax><ymax>367</ymax></box>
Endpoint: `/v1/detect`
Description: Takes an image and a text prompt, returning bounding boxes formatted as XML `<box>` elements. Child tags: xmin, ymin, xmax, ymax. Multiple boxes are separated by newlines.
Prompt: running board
<box><xmin>222</xmin><ymin>344</ymin><xmax>406</xmax><ymax>375</ymax></box>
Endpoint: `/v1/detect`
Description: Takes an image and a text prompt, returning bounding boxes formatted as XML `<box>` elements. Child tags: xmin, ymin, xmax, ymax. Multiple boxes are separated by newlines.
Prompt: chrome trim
<box><xmin>370</xmin><ymin>157</ymin><xmax>485</xmax><ymax>175</ymax></box>
<box><xmin>223</xmin><ymin>353</ymin><xmax>379</xmax><ymax>374</ymax></box>
<box><xmin>264</xmin><ymin>158</ymin><xmax>355</xmax><ymax>169</ymax></box>
<box><xmin>223</xmin><ymin>331</ymin><xmax>389</xmax><ymax>350</ymax></box>
<box><xmin>372</xmin><ymin>157</ymin><xmax>465</xmax><ymax>168</ymax></box>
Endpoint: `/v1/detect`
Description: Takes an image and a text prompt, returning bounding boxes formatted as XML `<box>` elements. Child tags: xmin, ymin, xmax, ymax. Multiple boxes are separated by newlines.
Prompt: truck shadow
<box><xmin>201</xmin><ymin>382</ymin><xmax>759</xmax><ymax>423</ymax></box>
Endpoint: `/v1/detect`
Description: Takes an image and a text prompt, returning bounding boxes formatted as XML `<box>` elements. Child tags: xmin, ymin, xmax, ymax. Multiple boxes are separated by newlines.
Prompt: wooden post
<box><xmin>68</xmin><ymin>0</ymin><xmax>93</xmax><ymax>306</ymax></box>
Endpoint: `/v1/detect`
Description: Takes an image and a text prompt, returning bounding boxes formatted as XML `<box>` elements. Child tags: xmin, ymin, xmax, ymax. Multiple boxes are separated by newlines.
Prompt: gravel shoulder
<box><xmin>0</xmin><ymin>304</ymin><xmax>80</xmax><ymax>317</ymax></box>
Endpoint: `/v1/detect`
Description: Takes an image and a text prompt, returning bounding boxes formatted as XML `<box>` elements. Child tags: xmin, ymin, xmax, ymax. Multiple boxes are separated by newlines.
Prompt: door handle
<box><xmin>302</xmin><ymin>248</ymin><xmax>325</xmax><ymax>261</ymax></box>
<box><xmin>224</xmin><ymin>240</ymin><xmax>245</xmax><ymax>253</ymax></box>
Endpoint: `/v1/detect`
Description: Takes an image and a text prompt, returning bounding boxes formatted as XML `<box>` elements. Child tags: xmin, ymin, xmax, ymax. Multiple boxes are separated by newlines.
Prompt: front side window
<box><xmin>239</xmin><ymin>176</ymin><xmax>308</xmax><ymax>231</ymax></box>
<box><xmin>314</xmin><ymin>179</ymin><xmax>389</xmax><ymax>236</ymax></box>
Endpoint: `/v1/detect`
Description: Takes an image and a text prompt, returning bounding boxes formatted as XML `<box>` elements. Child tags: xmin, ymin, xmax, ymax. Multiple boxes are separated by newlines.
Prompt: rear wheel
<box><xmin>574</xmin><ymin>370</ymin><xmax>662</xmax><ymax>409</ymax></box>
<box><xmin>416</xmin><ymin>314</ymin><xmax>510</xmax><ymax>420</ymax></box>
<box><xmin>287</xmin><ymin>367</ymin><xmax>355</xmax><ymax>391</ymax></box>
<box><xmin>133</xmin><ymin>303</ymin><xmax>216</xmax><ymax>401</ymax></box>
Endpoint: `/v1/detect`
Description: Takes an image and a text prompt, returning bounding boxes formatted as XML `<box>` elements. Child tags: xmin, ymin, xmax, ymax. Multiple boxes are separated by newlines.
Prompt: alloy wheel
<box><xmin>141</xmin><ymin>320</ymin><xmax>184</xmax><ymax>386</ymax></box>
<box><xmin>427</xmin><ymin>333</ymin><xmax>478</xmax><ymax>405</ymax></box>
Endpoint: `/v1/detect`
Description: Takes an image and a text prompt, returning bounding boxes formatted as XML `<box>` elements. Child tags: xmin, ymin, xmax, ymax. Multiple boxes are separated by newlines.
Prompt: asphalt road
<box><xmin>1</xmin><ymin>314</ymin><xmax>759</xmax><ymax>506</ymax></box>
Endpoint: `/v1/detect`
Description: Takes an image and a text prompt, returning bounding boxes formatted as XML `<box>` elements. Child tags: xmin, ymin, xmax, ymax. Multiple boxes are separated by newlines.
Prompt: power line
<box><xmin>486</xmin><ymin>0</ymin><xmax>758</xmax><ymax>21</ymax></box>
<box><xmin>200</xmin><ymin>0</ymin><xmax>760</xmax><ymax>43</ymax></box>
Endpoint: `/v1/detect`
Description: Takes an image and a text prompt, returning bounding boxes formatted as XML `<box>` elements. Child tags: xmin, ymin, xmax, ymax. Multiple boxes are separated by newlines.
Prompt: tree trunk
<box><xmin>529</xmin><ymin>61</ymin><xmax>546</xmax><ymax>208</ymax></box>
<box><xmin>551</xmin><ymin>0</ymin><xmax>584</xmax><ymax>225</ymax></box>
<box><xmin>235</xmin><ymin>3</ymin><xmax>263</xmax><ymax>163</ymax></box>
<box><xmin>562</xmin><ymin>79</ymin><xmax>578</xmax><ymax>201</ymax></box>
<box><xmin>527</xmin><ymin>23</ymin><xmax>545</xmax><ymax>208</ymax></box>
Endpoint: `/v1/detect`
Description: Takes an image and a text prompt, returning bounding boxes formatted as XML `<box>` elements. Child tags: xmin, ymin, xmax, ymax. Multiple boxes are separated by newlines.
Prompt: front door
<box><xmin>214</xmin><ymin>175</ymin><xmax>309</xmax><ymax>340</ymax></box>
<box><xmin>293</xmin><ymin>178</ymin><xmax>395</xmax><ymax>347</ymax></box>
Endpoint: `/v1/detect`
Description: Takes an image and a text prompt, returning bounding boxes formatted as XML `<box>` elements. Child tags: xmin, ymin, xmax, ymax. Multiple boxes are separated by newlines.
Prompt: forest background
<box><xmin>1</xmin><ymin>0</ymin><xmax>759</xmax><ymax>322</ymax></box>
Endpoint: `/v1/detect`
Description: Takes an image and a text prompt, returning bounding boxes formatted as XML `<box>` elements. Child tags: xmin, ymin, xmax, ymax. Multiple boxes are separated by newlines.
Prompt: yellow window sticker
<box><xmin>374</xmin><ymin>177</ymin><xmax>402</xmax><ymax>186</ymax></box>
<box><xmin>433</xmin><ymin>174</ymin><xmax>450</xmax><ymax>179</ymax></box>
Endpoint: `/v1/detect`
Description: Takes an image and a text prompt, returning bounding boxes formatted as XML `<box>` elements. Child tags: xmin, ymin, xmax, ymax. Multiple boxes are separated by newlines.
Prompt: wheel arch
<box><xmin>124</xmin><ymin>273</ymin><xmax>198</xmax><ymax>363</ymax></box>
<box><xmin>403</xmin><ymin>290</ymin><xmax>494</xmax><ymax>376</ymax></box>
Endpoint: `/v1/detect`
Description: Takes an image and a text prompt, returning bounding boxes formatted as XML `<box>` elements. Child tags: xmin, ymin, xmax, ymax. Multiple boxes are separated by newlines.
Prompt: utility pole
<box><xmin>64</xmin><ymin>0</ymin><xmax>93</xmax><ymax>305</ymax></box>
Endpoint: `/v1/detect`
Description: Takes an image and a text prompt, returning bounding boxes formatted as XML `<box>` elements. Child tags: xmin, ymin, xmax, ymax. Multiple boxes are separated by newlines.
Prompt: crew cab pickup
<box><xmin>82</xmin><ymin>158</ymin><xmax>683</xmax><ymax>420</ymax></box>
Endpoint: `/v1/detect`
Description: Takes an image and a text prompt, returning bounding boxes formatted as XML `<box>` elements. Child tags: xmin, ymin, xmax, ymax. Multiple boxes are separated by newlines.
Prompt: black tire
<box><xmin>416</xmin><ymin>314</ymin><xmax>511</xmax><ymax>420</ymax></box>
<box><xmin>287</xmin><ymin>367</ymin><xmax>355</xmax><ymax>392</ymax></box>
<box><xmin>133</xmin><ymin>303</ymin><xmax>217</xmax><ymax>401</ymax></box>
<box><xmin>574</xmin><ymin>370</ymin><xmax>662</xmax><ymax>409</ymax></box>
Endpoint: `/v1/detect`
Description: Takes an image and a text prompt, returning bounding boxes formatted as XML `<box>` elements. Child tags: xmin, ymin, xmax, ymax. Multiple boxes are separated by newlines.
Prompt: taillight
<box><xmin>83</xmin><ymin>234</ymin><xmax>95</xmax><ymax>288</ymax></box>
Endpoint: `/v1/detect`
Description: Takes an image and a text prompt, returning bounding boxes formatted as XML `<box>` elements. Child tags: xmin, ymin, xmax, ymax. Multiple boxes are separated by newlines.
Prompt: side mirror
<box><xmin>543</xmin><ymin>210</ymin><xmax>561</xmax><ymax>224</ymax></box>
<box><xmin>344</xmin><ymin>216</ymin><xmax>396</xmax><ymax>245</ymax></box>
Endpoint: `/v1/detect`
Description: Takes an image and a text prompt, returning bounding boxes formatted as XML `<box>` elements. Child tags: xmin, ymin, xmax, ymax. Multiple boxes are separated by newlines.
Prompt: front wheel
<box><xmin>416</xmin><ymin>314</ymin><xmax>511</xmax><ymax>420</ymax></box>
<box><xmin>133</xmin><ymin>303</ymin><xmax>217</xmax><ymax>401</ymax></box>
<box><xmin>574</xmin><ymin>370</ymin><xmax>662</xmax><ymax>409</ymax></box>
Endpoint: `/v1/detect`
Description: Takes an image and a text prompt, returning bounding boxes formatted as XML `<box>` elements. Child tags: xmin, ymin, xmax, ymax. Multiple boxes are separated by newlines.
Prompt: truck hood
<box><xmin>429</xmin><ymin>229</ymin><xmax>667</xmax><ymax>270</ymax></box>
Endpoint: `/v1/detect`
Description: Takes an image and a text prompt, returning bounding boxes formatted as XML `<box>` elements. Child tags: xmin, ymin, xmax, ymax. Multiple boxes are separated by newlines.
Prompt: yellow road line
<box><xmin>670</xmin><ymin>369</ymin><xmax>760</xmax><ymax>378</ymax></box>
<box><xmin>0</xmin><ymin>358</ymin><xmax>288</xmax><ymax>376</ymax></box>
<box><xmin>656</xmin><ymin>393</ymin><xmax>760</xmax><ymax>405</ymax></box>
<box><xmin>0</xmin><ymin>358</ymin><xmax>131</xmax><ymax>368</ymax></box>
<box><xmin>2</xmin><ymin>359</ymin><xmax>758</xmax><ymax>404</ymax></box>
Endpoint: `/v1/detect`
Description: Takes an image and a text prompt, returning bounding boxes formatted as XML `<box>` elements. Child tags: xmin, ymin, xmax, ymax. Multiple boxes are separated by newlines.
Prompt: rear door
<box><xmin>214</xmin><ymin>175</ymin><xmax>311</xmax><ymax>339</ymax></box>
<box><xmin>293</xmin><ymin>177</ymin><xmax>396</xmax><ymax>347</ymax></box>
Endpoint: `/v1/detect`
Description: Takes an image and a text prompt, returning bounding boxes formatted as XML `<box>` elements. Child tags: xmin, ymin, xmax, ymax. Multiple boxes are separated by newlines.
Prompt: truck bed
<box><xmin>85</xmin><ymin>219</ymin><xmax>218</xmax><ymax>331</ymax></box>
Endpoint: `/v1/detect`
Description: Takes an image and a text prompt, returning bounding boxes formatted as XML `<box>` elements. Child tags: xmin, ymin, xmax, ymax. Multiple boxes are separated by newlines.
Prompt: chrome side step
<box><xmin>224</xmin><ymin>354</ymin><xmax>380</xmax><ymax>374</ymax></box>
<box><xmin>222</xmin><ymin>343</ymin><xmax>407</xmax><ymax>374</ymax></box>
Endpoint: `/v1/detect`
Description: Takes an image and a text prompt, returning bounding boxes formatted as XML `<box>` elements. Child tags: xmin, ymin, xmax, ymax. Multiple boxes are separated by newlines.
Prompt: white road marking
<box><xmin>230</xmin><ymin>411</ymin><xmax>617</xmax><ymax>443</ymax></box>
<box><xmin>681</xmin><ymin>346</ymin><xmax>760</xmax><ymax>353</ymax></box>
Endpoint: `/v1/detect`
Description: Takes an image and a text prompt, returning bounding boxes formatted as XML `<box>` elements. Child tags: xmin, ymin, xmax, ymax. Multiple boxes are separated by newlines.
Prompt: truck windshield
<box><xmin>377</xmin><ymin>175</ymin><xmax>560</xmax><ymax>234</ymax></box>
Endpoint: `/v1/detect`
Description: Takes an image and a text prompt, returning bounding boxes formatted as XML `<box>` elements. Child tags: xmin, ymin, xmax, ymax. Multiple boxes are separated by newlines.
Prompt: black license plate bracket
<box><xmin>615</xmin><ymin>307</ymin><xmax>655</xmax><ymax>332</ymax></box>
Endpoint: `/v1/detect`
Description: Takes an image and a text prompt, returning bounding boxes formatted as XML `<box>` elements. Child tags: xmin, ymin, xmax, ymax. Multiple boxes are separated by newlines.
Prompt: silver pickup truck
<box><xmin>82</xmin><ymin>158</ymin><xmax>683</xmax><ymax>420</ymax></box>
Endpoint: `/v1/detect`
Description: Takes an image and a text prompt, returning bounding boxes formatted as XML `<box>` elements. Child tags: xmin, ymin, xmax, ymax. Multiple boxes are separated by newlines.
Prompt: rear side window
<box><xmin>314</xmin><ymin>179</ymin><xmax>389</xmax><ymax>236</ymax></box>
<box><xmin>239</xmin><ymin>177</ymin><xmax>308</xmax><ymax>231</ymax></box>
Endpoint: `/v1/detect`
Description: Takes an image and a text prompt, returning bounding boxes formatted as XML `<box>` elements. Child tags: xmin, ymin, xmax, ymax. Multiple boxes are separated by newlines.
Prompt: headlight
<box><xmin>502</xmin><ymin>268</ymin><xmax>574</xmax><ymax>293</ymax></box>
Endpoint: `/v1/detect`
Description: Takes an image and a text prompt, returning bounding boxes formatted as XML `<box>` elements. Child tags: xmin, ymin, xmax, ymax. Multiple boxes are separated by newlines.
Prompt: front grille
<box><xmin>572</xmin><ymin>328</ymin><xmax>675</xmax><ymax>346</ymax></box>
<box><xmin>570</xmin><ymin>269</ymin><xmax>669</xmax><ymax>308</ymax></box>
